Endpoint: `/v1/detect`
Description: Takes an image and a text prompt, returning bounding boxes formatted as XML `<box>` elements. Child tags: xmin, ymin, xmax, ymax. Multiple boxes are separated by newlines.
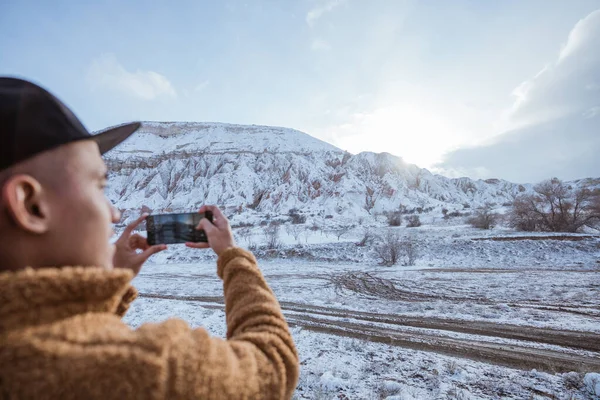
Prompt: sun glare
<box><xmin>333</xmin><ymin>103</ymin><xmax>459</xmax><ymax>169</ymax></box>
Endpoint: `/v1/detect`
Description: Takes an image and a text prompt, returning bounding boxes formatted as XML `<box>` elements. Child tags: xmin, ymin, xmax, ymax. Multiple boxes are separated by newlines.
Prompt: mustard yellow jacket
<box><xmin>0</xmin><ymin>248</ymin><xmax>299</xmax><ymax>400</ymax></box>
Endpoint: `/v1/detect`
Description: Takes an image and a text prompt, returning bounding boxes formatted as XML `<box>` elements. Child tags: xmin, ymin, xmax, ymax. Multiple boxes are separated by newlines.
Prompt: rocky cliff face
<box><xmin>103</xmin><ymin>121</ymin><xmax>545</xmax><ymax>221</ymax></box>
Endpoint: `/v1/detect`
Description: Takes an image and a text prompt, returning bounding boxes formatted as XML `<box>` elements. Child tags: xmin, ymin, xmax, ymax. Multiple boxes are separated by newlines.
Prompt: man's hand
<box><xmin>185</xmin><ymin>205</ymin><xmax>236</xmax><ymax>257</ymax></box>
<box><xmin>113</xmin><ymin>214</ymin><xmax>167</xmax><ymax>276</ymax></box>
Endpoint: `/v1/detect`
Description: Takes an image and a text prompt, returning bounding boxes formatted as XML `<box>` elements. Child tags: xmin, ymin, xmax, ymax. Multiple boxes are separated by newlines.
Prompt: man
<box><xmin>0</xmin><ymin>77</ymin><xmax>299</xmax><ymax>399</ymax></box>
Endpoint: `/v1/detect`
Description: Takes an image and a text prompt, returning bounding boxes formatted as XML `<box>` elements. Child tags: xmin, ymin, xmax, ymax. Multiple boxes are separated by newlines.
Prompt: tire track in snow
<box><xmin>138</xmin><ymin>292</ymin><xmax>600</xmax><ymax>373</ymax></box>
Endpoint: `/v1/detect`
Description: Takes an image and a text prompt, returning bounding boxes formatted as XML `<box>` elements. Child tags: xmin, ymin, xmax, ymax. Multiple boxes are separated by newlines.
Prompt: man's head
<box><xmin>0</xmin><ymin>141</ymin><xmax>120</xmax><ymax>271</ymax></box>
<box><xmin>0</xmin><ymin>77</ymin><xmax>140</xmax><ymax>271</ymax></box>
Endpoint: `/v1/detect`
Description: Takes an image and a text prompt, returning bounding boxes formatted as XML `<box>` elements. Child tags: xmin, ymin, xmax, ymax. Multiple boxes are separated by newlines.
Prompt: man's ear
<box><xmin>1</xmin><ymin>174</ymin><xmax>50</xmax><ymax>234</ymax></box>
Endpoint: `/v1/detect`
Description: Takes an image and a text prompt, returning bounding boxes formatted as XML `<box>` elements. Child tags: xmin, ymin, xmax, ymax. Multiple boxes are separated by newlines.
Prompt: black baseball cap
<box><xmin>0</xmin><ymin>77</ymin><xmax>140</xmax><ymax>171</ymax></box>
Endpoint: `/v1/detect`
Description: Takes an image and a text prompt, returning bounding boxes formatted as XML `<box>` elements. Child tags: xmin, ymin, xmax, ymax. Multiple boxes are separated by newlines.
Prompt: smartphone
<box><xmin>146</xmin><ymin>211</ymin><xmax>213</xmax><ymax>245</ymax></box>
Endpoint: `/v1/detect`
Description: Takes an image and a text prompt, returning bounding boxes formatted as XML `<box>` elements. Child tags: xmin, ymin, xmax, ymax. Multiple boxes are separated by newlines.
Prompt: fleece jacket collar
<box><xmin>0</xmin><ymin>266</ymin><xmax>136</xmax><ymax>332</ymax></box>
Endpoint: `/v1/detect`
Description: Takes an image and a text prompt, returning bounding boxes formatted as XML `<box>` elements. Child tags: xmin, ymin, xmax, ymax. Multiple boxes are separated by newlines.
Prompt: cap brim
<box><xmin>91</xmin><ymin>122</ymin><xmax>141</xmax><ymax>155</ymax></box>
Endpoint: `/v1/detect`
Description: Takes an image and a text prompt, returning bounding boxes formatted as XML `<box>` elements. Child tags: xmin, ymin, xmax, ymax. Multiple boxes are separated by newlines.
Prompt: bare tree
<box><xmin>508</xmin><ymin>194</ymin><xmax>540</xmax><ymax>231</ymax></box>
<box><xmin>374</xmin><ymin>230</ymin><xmax>402</xmax><ymax>266</ymax></box>
<box><xmin>508</xmin><ymin>178</ymin><xmax>600</xmax><ymax>232</ymax></box>
<box><xmin>263</xmin><ymin>222</ymin><xmax>281</xmax><ymax>249</ymax></box>
<box><xmin>335</xmin><ymin>225</ymin><xmax>355</xmax><ymax>241</ymax></box>
<box><xmin>301</xmin><ymin>229</ymin><xmax>311</xmax><ymax>244</ymax></box>
<box><xmin>468</xmin><ymin>203</ymin><xmax>499</xmax><ymax>230</ymax></box>
<box><xmin>401</xmin><ymin>236</ymin><xmax>420</xmax><ymax>266</ymax></box>
<box><xmin>285</xmin><ymin>224</ymin><xmax>303</xmax><ymax>243</ymax></box>
<box><xmin>356</xmin><ymin>227</ymin><xmax>373</xmax><ymax>247</ymax></box>
<box><xmin>237</xmin><ymin>227</ymin><xmax>252</xmax><ymax>244</ymax></box>
<box><xmin>374</xmin><ymin>231</ymin><xmax>420</xmax><ymax>266</ymax></box>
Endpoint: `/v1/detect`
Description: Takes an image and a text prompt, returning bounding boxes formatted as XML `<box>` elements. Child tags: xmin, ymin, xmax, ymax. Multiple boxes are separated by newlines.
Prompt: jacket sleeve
<box><xmin>139</xmin><ymin>247</ymin><xmax>299</xmax><ymax>400</ymax></box>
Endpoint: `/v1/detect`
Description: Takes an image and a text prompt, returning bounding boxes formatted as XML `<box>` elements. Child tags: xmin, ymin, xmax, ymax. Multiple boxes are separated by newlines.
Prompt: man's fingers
<box><xmin>185</xmin><ymin>242</ymin><xmax>210</xmax><ymax>249</ymax></box>
<box><xmin>118</xmin><ymin>213</ymin><xmax>149</xmax><ymax>242</ymax></box>
<box><xmin>197</xmin><ymin>217</ymin><xmax>217</xmax><ymax>233</ymax></box>
<box><xmin>129</xmin><ymin>234</ymin><xmax>150</xmax><ymax>250</ymax></box>
<box><xmin>199</xmin><ymin>205</ymin><xmax>228</xmax><ymax>228</ymax></box>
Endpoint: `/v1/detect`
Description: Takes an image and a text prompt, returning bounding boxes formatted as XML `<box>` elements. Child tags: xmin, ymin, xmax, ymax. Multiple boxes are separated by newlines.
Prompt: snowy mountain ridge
<box><xmin>108</xmin><ymin>121</ymin><xmax>340</xmax><ymax>158</ymax></box>
<box><xmin>103</xmin><ymin>122</ymin><xmax>597</xmax><ymax>220</ymax></box>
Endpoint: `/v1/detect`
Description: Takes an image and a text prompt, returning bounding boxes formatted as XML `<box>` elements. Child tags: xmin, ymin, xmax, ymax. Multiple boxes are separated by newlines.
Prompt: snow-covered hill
<box><xmin>102</xmin><ymin>121</ymin><xmax>593</xmax><ymax>221</ymax></box>
<box><xmin>109</xmin><ymin>121</ymin><xmax>341</xmax><ymax>156</ymax></box>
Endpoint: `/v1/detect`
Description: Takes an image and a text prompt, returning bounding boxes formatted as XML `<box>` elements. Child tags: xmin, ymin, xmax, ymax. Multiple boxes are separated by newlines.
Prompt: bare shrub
<box><xmin>301</xmin><ymin>229</ymin><xmax>311</xmax><ymax>244</ymax></box>
<box><xmin>356</xmin><ymin>227</ymin><xmax>374</xmax><ymax>247</ymax></box>
<box><xmin>285</xmin><ymin>224</ymin><xmax>303</xmax><ymax>243</ymax></box>
<box><xmin>335</xmin><ymin>225</ymin><xmax>354</xmax><ymax>241</ymax></box>
<box><xmin>445</xmin><ymin>210</ymin><xmax>465</xmax><ymax>219</ymax></box>
<box><xmin>344</xmin><ymin>338</ymin><xmax>364</xmax><ymax>353</ymax></box>
<box><xmin>508</xmin><ymin>195</ymin><xmax>538</xmax><ymax>231</ymax></box>
<box><xmin>375</xmin><ymin>380</ymin><xmax>401</xmax><ymax>399</ymax></box>
<box><xmin>405</xmin><ymin>215</ymin><xmax>422</xmax><ymax>228</ymax></box>
<box><xmin>468</xmin><ymin>203</ymin><xmax>499</xmax><ymax>229</ymax></box>
<box><xmin>239</xmin><ymin>227</ymin><xmax>257</xmax><ymax>249</ymax></box>
<box><xmin>288</xmin><ymin>208</ymin><xmax>307</xmax><ymax>224</ymax></box>
<box><xmin>444</xmin><ymin>360</ymin><xmax>460</xmax><ymax>375</ymax></box>
<box><xmin>375</xmin><ymin>231</ymin><xmax>420</xmax><ymax>266</ymax></box>
<box><xmin>402</xmin><ymin>236</ymin><xmax>420</xmax><ymax>266</ymax></box>
<box><xmin>387</xmin><ymin>211</ymin><xmax>403</xmax><ymax>227</ymax></box>
<box><xmin>237</xmin><ymin>227</ymin><xmax>252</xmax><ymax>244</ymax></box>
<box><xmin>375</xmin><ymin>230</ymin><xmax>401</xmax><ymax>266</ymax></box>
<box><xmin>562</xmin><ymin>372</ymin><xmax>583</xmax><ymax>390</ymax></box>
<box><xmin>231</xmin><ymin>221</ymin><xmax>253</xmax><ymax>228</ymax></box>
<box><xmin>263</xmin><ymin>222</ymin><xmax>281</xmax><ymax>249</ymax></box>
<box><xmin>508</xmin><ymin>178</ymin><xmax>600</xmax><ymax>232</ymax></box>
<box><xmin>445</xmin><ymin>384</ymin><xmax>469</xmax><ymax>400</ymax></box>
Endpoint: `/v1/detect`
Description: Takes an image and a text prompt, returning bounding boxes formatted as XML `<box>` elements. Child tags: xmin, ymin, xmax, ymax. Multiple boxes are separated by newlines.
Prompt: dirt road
<box><xmin>139</xmin><ymin>292</ymin><xmax>600</xmax><ymax>373</ymax></box>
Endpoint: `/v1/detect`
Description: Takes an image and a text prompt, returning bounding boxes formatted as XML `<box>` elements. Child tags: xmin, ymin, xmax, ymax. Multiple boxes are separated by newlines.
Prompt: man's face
<box><xmin>44</xmin><ymin>141</ymin><xmax>120</xmax><ymax>268</ymax></box>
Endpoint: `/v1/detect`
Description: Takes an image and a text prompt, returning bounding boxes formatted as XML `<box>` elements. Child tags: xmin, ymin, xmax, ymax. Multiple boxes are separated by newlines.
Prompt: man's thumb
<box><xmin>141</xmin><ymin>245</ymin><xmax>166</xmax><ymax>261</ymax></box>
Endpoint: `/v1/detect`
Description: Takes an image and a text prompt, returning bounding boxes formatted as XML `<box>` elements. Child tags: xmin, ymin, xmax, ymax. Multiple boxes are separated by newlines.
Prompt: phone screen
<box><xmin>146</xmin><ymin>211</ymin><xmax>213</xmax><ymax>245</ymax></box>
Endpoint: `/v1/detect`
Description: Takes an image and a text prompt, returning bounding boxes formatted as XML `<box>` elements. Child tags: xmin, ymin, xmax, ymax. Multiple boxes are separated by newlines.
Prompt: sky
<box><xmin>1</xmin><ymin>0</ymin><xmax>599</xmax><ymax>183</ymax></box>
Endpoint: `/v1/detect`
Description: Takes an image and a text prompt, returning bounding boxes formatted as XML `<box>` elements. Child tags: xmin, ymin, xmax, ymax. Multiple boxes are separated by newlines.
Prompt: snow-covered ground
<box><xmin>123</xmin><ymin>224</ymin><xmax>600</xmax><ymax>399</ymax></box>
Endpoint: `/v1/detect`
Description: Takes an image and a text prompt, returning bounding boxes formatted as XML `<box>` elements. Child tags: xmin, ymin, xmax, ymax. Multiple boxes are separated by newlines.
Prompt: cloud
<box><xmin>435</xmin><ymin>118</ymin><xmax>600</xmax><ymax>182</ymax></box>
<box><xmin>436</xmin><ymin>9</ymin><xmax>600</xmax><ymax>183</ymax></box>
<box><xmin>310</xmin><ymin>38</ymin><xmax>331</xmax><ymax>51</ymax></box>
<box><xmin>87</xmin><ymin>54</ymin><xmax>177</xmax><ymax>100</ymax></box>
<box><xmin>306</xmin><ymin>0</ymin><xmax>347</xmax><ymax>27</ymax></box>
